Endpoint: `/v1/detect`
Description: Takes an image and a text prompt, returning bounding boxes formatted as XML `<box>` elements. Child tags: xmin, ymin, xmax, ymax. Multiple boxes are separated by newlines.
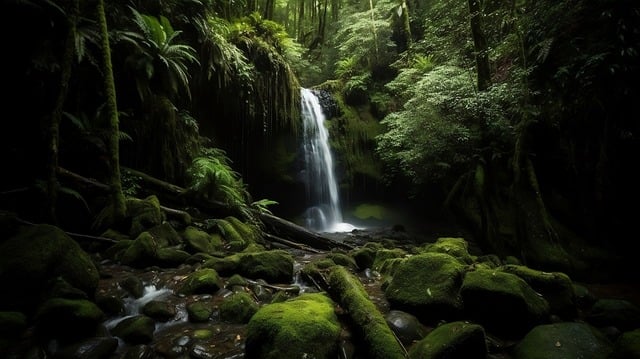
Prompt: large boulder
<box><xmin>513</xmin><ymin>322</ymin><xmax>612</xmax><ymax>359</ymax></box>
<box><xmin>384</xmin><ymin>252</ymin><xmax>465</xmax><ymax>324</ymax></box>
<box><xmin>245</xmin><ymin>293</ymin><xmax>341</xmax><ymax>358</ymax></box>
<box><xmin>460</xmin><ymin>268</ymin><xmax>550</xmax><ymax>338</ymax></box>
<box><xmin>0</xmin><ymin>224</ymin><xmax>99</xmax><ymax>314</ymax></box>
<box><xmin>408</xmin><ymin>321</ymin><xmax>487</xmax><ymax>359</ymax></box>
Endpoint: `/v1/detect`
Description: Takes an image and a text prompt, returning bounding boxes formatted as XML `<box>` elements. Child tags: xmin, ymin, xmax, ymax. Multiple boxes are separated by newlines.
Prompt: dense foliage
<box><xmin>1</xmin><ymin>0</ymin><xmax>638</xmax><ymax>269</ymax></box>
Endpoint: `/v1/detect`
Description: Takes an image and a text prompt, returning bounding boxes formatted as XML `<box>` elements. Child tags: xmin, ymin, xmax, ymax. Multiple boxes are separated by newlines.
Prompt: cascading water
<box><xmin>300</xmin><ymin>88</ymin><xmax>353</xmax><ymax>232</ymax></box>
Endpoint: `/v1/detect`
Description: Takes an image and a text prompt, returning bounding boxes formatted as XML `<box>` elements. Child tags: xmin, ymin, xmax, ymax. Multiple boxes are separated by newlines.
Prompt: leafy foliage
<box><xmin>186</xmin><ymin>148</ymin><xmax>250</xmax><ymax>207</ymax></box>
<box><xmin>124</xmin><ymin>6</ymin><xmax>200</xmax><ymax>101</ymax></box>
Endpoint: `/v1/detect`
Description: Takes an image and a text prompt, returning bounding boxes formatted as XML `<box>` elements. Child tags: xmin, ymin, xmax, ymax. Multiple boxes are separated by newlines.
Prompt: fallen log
<box><xmin>259</xmin><ymin>212</ymin><xmax>354</xmax><ymax>252</ymax></box>
<box><xmin>59</xmin><ymin>167</ymin><xmax>352</xmax><ymax>252</ymax></box>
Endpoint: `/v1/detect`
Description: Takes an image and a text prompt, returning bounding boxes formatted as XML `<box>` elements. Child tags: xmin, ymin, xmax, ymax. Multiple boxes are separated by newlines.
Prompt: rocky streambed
<box><xmin>1</xmin><ymin>200</ymin><xmax>640</xmax><ymax>359</ymax></box>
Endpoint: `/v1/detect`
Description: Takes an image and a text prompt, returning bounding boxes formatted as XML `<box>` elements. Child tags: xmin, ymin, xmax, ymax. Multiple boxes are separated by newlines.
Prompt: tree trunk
<box><xmin>97</xmin><ymin>0</ymin><xmax>126</xmax><ymax>221</ymax></box>
<box><xmin>468</xmin><ymin>0</ymin><xmax>491</xmax><ymax>91</ymax></box>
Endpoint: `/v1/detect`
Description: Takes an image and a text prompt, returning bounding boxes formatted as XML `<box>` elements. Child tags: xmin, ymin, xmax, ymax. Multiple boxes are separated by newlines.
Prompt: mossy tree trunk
<box><xmin>97</xmin><ymin>0</ymin><xmax>126</xmax><ymax>221</ymax></box>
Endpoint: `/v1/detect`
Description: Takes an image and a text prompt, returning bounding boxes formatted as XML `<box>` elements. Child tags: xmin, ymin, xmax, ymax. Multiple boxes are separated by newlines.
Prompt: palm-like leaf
<box><xmin>127</xmin><ymin>6</ymin><xmax>199</xmax><ymax>100</ymax></box>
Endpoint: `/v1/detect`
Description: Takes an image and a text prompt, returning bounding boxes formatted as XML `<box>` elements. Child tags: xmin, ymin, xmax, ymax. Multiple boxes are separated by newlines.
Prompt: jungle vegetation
<box><xmin>1</xmin><ymin>0</ymin><xmax>638</xmax><ymax>277</ymax></box>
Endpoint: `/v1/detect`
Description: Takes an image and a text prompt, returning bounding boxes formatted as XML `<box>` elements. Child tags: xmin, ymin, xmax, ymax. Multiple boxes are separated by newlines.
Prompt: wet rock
<box><xmin>186</xmin><ymin>301</ymin><xmax>213</xmax><ymax>322</ymax></box>
<box><xmin>110</xmin><ymin>315</ymin><xmax>155</xmax><ymax>344</ymax></box>
<box><xmin>220</xmin><ymin>292</ymin><xmax>259</xmax><ymax>324</ymax></box>
<box><xmin>142</xmin><ymin>300</ymin><xmax>176</xmax><ymax>322</ymax></box>
<box><xmin>460</xmin><ymin>268</ymin><xmax>550</xmax><ymax>338</ymax></box>
<box><xmin>586</xmin><ymin>299</ymin><xmax>640</xmax><ymax>331</ymax></box>
<box><xmin>182</xmin><ymin>226</ymin><xmax>223</xmax><ymax>254</ymax></box>
<box><xmin>178</xmin><ymin>268</ymin><xmax>223</xmax><ymax>295</ymax></box>
<box><xmin>35</xmin><ymin>298</ymin><xmax>105</xmax><ymax>342</ymax></box>
<box><xmin>513</xmin><ymin>322</ymin><xmax>612</xmax><ymax>359</ymax></box>
<box><xmin>385</xmin><ymin>310</ymin><xmax>426</xmax><ymax>345</ymax></box>
<box><xmin>54</xmin><ymin>336</ymin><xmax>118</xmax><ymax>359</ymax></box>
<box><xmin>609</xmin><ymin>328</ymin><xmax>640</xmax><ymax>359</ymax></box>
<box><xmin>120</xmin><ymin>276</ymin><xmax>145</xmax><ymax>298</ymax></box>
<box><xmin>120</xmin><ymin>344</ymin><xmax>156</xmax><ymax>359</ymax></box>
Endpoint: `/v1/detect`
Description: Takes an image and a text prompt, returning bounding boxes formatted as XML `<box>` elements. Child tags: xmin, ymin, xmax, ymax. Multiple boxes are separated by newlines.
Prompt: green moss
<box><xmin>226</xmin><ymin>274</ymin><xmax>248</xmax><ymax>288</ymax></box>
<box><xmin>110</xmin><ymin>315</ymin><xmax>155</xmax><ymax>344</ymax></box>
<box><xmin>384</xmin><ymin>253</ymin><xmax>465</xmax><ymax>323</ymax></box>
<box><xmin>421</xmin><ymin>237</ymin><xmax>473</xmax><ymax>264</ymax></box>
<box><xmin>217</xmin><ymin>218</ymin><xmax>246</xmax><ymax>251</ymax></box>
<box><xmin>327</xmin><ymin>252</ymin><xmax>358</xmax><ymax>269</ymax></box>
<box><xmin>126</xmin><ymin>195</ymin><xmax>165</xmax><ymax>237</ymax></box>
<box><xmin>182</xmin><ymin>226</ymin><xmax>222</xmax><ymax>254</ymax></box>
<box><xmin>120</xmin><ymin>231</ymin><xmax>159</xmax><ymax>268</ymax></box>
<box><xmin>246</xmin><ymin>293</ymin><xmax>341</xmax><ymax>359</ymax></box>
<box><xmin>235</xmin><ymin>250</ymin><xmax>294</xmax><ymax>283</ymax></box>
<box><xmin>35</xmin><ymin>298</ymin><xmax>105</xmax><ymax>340</ymax></box>
<box><xmin>350</xmin><ymin>246</ymin><xmax>377</xmax><ymax>269</ymax></box>
<box><xmin>186</xmin><ymin>302</ymin><xmax>213</xmax><ymax>322</ymax></box>
<box><xmin>192</xmin><ymin>329</ymin><xmax>214</xmax><ymax>339</ymax></box>
<box><xmin>610</xmin><ymin>329</ymin><xmax>640</xmax><ymax>359</ymax></box>
<box><xmin>157</xmin><ymin>248</ymin><xmax>190</xmax><ymax>266</ymax></box>
<box><xmin>372</xmin><ymin>248</ymin><xmax>407</xmax><ymax>271</ymax></box>
<box><xmin>328</xmin><ymin>266</ymin><xmax>405</xmax><ymax>359</ymax></box>
<box><xmin>0</xmin><ymin>224</ymin><xmax>99</xmax><ymax>312</ymax></box>
<box><xmin>353</xmin><ymin>203</ymin><xmax>387</xmax><ymax>220</ymax></box>
<box><xmin>220</xmin><ymin>292</ymin><xmax>259</xmax><ymax>324</ymax></box>
<box><xmin>498</xmin><ymin>264</ymin><xmax>576</xmax><ymax>318</ymax></box>
<box><xmin>408</xmin><ymin>321</ymin><xmax>487</xmax><ymax>359</ymax></box>
<box><xmin>177</xmin><ymin>268</ymin><xmax>223</xmax><ymax>295</ymax></box>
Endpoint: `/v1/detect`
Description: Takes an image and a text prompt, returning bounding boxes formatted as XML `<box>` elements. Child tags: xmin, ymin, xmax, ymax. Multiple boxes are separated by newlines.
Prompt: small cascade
<box><xmin>300</xmin><ymin>88</ymin><xmax>352</xmax><ymax>232</ymax></box>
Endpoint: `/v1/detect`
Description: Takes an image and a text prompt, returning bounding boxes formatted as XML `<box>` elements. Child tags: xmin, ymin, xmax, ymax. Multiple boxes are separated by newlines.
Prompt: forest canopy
<box><xmin>1</xmin><ymin>0</ymin><xmax>638</xmax><ymax>272</ymax></box>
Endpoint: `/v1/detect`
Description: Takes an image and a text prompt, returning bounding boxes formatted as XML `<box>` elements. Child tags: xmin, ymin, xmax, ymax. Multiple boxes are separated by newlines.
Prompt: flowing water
<box><xmin>300</xmin><ymin>88</ymin><xmax>354</xmax><ymax>233</ymax></box>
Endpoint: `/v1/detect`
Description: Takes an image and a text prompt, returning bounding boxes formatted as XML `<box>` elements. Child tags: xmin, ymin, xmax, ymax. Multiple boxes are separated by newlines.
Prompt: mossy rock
<box><xmin>385</xmin><ymin>252</ymin><xmax>465</xmax><ymax>324</ymax></box>
<box><xmin>460</xmin><ymin>269</ymin><xmax>550</xmax><ymax>338</ymax></box>
<box><xmin>350</xmin><ymin>246</ymin><xmax>377</xmax><ymax>269</ymax></box>
<box><xmin>142</xmin><ymin>300</ymin><xmax>176</xmax><ymax>322</ymax></box>
<box><xmin>235</xmin><ymin>250</ymin><xmax>294</xmax><ymax>283</ymax></box>
<box><xmin>186</xmin><ymin>302</ymin><xmax>213</xmax><ymax>322</ymax></box>
<box><xmin>216</xmin><ymin>218</ymin><xmax>246</xmax><ymax>251</ymax></box>
<box><xmin>35</xmin><ymin>298</ymin><xmax>105</xmax><ymax>342</ymax></box>
<box><xmin>327</xmin><ymin>252</ymin><xmax>358</xmax><ymax>270</ymax></box>
<box><xmin>110</xmin><ymin>315</ymin><xmax>155</xmax><ymax>344</ymax></box>
<box><xmin>148</xmin><ymin>222</ymin><xmax>182</xmax><ymax>247</ymax></box>
<box><xmin>513</xmin><ymin>322</ymin><xmax>612</xmax><ymax>359</ymax></box>
<box><xmin>609</xmin><ymin>328</ymin><xmax>640</xmax><ymax>359</ymax></box>
<box><xmin>52</xmin><ymin>337</ymin><xmax>119</xmax><ymax>359</ymax></box>
<box><xmin>156</xmin><ymin>247</ymin><xmax>191</xmax><ymax>267</ymax></box>
<box><xmin>126</xmin><ymin>195</ymin><xmax>165</xmax><ymax>238</ymax></box>
<box><xmin>408</xmin><ymin>321</ymin><xmax>487</xmax><ymax>359</ymax></box>
<box><xmin>220</xmin><ymin>292</ymin><xmax>259</xmax><ymax>324</ymax></box>
<box><xmin>421</xmin><ymin>237</ymin><xmax>474</xmax><ymax>264</ymax></box>
<box><xmin>586</xmin><ymin>299</ymin><xmax>640</xmax><ymax>331</ymax></box>
<box><xmin>245</xmin><ymin>293</ymin><xmax>341</xmax><ymax>359</ymax></box>
<box><xmin>0</xmin><ymin>224</ymin><xmax>100</xmax><ymax>313</ymax></box>
<box><xmin>378</xmin><ymin>257</ymin><xmax>407</xmax><ymax>276</ymax></box>
<box><xmin>120</xmin><ymin>232</ymin><xmax>159</xmax><ymax>268</ymax></box>
<box><xmin>372</xmin><ymin>248</ymin><xmax>407</xmax><ymax>271</ymax></box>
<box><xmin>177</xmin><ymin>268</ymin><xmax>223</xmax><ymax>295</ymax></box>
<box><xmin>182</xmin><ymin>226</ymin><xmax>223</xmax><ymax>254</ymax></box>
<box><xmin>498</xmin><ymin>264</ymin><xmax>576</xmax><ymax>318</ymax></box>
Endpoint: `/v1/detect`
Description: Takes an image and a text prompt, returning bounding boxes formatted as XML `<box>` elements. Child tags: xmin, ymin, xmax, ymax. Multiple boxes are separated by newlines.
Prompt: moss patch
<box><xmin>408</xmin><ymin>321</ymin><xmax>487</xmax><ymax>359</ymax></box>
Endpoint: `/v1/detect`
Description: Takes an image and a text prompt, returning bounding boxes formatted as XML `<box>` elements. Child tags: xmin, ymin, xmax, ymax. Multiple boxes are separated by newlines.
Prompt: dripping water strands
<box><xmin>300</xmin><ymin>88</ymin><xmax>355</xmax><ymax>233</ymax></box>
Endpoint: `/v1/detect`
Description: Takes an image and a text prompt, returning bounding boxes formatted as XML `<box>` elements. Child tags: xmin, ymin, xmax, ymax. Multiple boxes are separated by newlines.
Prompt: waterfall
<box><xmin>300</xmin><ymin>88</ymin><xmax>346</xmax><ymax>232</ymax></box>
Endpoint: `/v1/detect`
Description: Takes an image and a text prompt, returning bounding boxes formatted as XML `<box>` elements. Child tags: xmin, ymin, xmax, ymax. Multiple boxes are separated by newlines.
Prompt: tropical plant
<box><xmin>186</xmin><ymin>147</ymin><xmax>250</xmax><ymax>207</ymax></box>
<box><xmin>123</xmin><ymin>6</ymin><xmax>199</xmax><ymax>102</ymax></box>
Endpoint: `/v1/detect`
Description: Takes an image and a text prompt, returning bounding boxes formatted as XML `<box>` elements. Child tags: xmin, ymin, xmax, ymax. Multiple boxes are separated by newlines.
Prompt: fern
<box><xmin>251</xmin><ymin>199</ymin><xmax>279</xmax><ymax>214</ymax></box>
<box><xmin>186</xmin><ymin>147</ymin><xmax>249</xmax><ymax>207</ymax></box>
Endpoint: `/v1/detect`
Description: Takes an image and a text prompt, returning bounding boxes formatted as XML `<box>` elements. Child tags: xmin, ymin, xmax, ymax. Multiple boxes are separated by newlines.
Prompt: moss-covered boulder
<box><xmin>408</xmin><ymin>321</ymin><xmax>487</xmax><ymax>359</ymax></box>
<box><xmin>119</xmin><ymin>231</ymin><xmax>160</xmax><ymax>268</ymax></box>
<box><xmin>215</xmin><ymin>250</ymin><xmax>294</xmax><ymax>283</ymax></box>
<box><xmin>586</xmin><ymin>299</ymin><xmax>640</xmax><ymax>331</ymax></box>
<box><xmin>216</xmin><ymin>217</ymin><xmax>253</xmax><ymax>252</ymax></box>
<box><xmin>609</xmin><ymin>328</ymin><xmax>640</xmax><ymax>359</ymax></box>
<box><xmin>372</xmin><ymin>248</ymin><xmax>407</xmax><ymax>271</ymax></box>
<box><xmin>499</xmin><ymin>264</ymin><xmax>576</xmax><ymax>318</ymax></box>
<box><xmin>460</xmin><ymin>269</ymin><xmax>550</xmax><ymax>338</ymax></box>
<box><xmin>110</xmin><ymin>315</ymin><xmax>155</xmax><ymax>344</ymax></box>
<box><xmin>182</xmin><ymin>226</ymin><xmax>223</xmax><ymax>254</ymax></box>
<box><xmin>126</xmin><ymin>195</ymin><xmax>165</xmax><ymax>238</ymax></box>
<box><xmin>385</xmin><ymin>252</ymin><xmax>465</xmax><ymax>324</ymax></box>
<box><xmin>350</xmin><ymin>246</ymin><xmax>377</xmax><ymax>269</ymax></box>
<box><xmin>421</xmin><ymin>237</ymin><xmax>474</xmax><ymax>264</ymax></box>
<box><xmin>148</xmin><ymin>222</ymin><xmax>182</xmax><ymax>247</ymax></box>
<box><xmin>186</xmin><ymin>301</ymin><xmax>213</xmax><ymax>322</ymax></box>
<box><xmin>245</xmin><ymin>293</ymin><xmax>341</xmax><ymax>359</ymax></box>
<box><xmin>142</xmin><ymin>300</ymin><xmax>176</xmax><ymax>322</ymax></box>
<box><xmin>177</xmin><ymin>268</ymin><xmax>224</xmax><ymax>295</ymax></box>
<box><xmin>327</xmin><ymin>252</ymin><xmax>358</xmax><ymax>270</ymax></box>
<box><xmin>513</xmin><ymin>322</ymin><xmax>612</xmax><ymax>359</ymax></box>
<box><xmin>385</xmin><ymin>310</ymin><xmax>427</xmax><ymax>346</ymax></box>
<box><xmin>156</xmin><ymin>247</ymin><xmax>191</xmax><ymax>266</ymax></box>
<box><xmin>0</xmin><ymin>224</ymin><xmax>100</xmax><ymax>313</ymax></box>
<box><xmin>220</xmin><ymin>291</ymin><xmax>259</xmax><ymax>324</ymax></box>
<box><xmin>35</xmin><ymin>298</ymin><xmax>105</xmax><ymax>342</ymax></box>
